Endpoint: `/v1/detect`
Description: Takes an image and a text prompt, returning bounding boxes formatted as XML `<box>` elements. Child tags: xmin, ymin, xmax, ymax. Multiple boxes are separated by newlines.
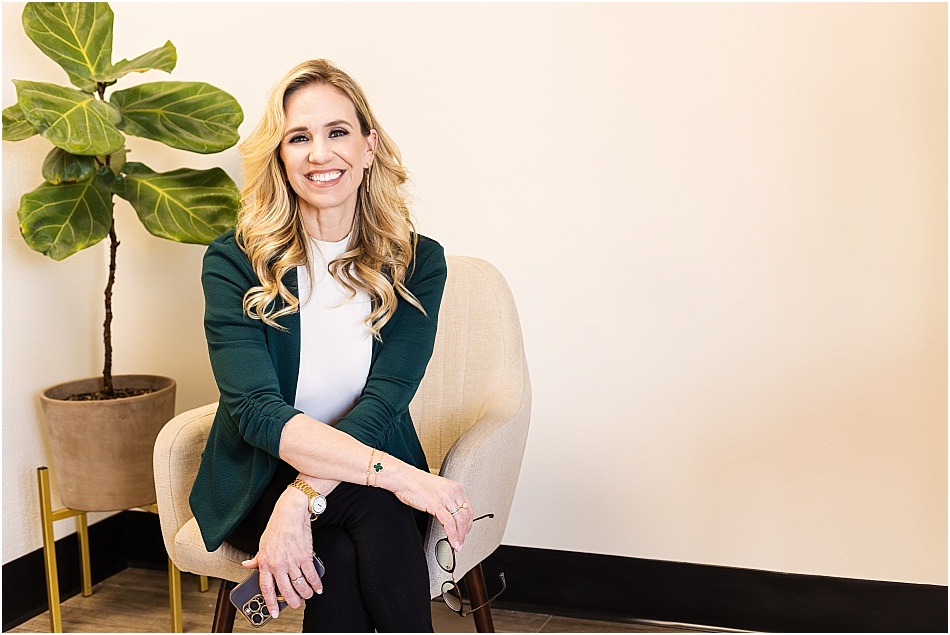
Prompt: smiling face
<box><xmin>279</xmin><ymin>83</ymin><xmax>377</xmax><ymax>233</ymax></box>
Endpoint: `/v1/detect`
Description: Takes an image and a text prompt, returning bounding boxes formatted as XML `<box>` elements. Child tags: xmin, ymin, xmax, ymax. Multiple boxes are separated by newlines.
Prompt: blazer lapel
<box><xmin>270</xmin><ymin>267</ymin><xmax>301</xmax><ymax>408</ymax></box>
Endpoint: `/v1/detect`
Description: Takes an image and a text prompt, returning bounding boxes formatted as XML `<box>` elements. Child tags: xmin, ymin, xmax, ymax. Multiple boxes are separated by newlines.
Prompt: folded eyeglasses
<box><xmin>434</xmin><ymin>513</ymin><xmax>507</xmax><ymax>616</ymax></box>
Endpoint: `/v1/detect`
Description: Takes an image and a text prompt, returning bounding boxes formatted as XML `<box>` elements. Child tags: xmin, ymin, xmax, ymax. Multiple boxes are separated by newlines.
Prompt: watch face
<box><xmin>310</xmin><ymin>495</ymin><xmax>327</xmax><ymax>515</ymax></box>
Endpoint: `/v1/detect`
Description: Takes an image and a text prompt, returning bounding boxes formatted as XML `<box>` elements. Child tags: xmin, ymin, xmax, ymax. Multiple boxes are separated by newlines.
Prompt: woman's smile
<box><xmin>305</xmin><ymin>169</ymin><xmax>345</xmax><ymax>185</ymax></box>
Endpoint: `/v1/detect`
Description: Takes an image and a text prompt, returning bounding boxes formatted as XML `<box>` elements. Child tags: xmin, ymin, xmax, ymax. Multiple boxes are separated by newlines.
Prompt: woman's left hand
<box><xmin>242</xmin><ymin>486</ymin><xmax>324</xmax><ymax>618</ymax></box>
<box><xmin>389</xmin><ymin>469</ymin><xmax>474</xmax><ymax>552</ymax></box>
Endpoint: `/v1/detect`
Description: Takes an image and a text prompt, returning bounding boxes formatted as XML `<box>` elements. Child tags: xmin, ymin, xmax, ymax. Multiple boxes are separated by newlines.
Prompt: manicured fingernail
<box><xmin>273</xmin><ymin>611</ymin><xmax>279</xmax><ymax>619</ymax></box>
<box><xmin>317</xmin><ymin>588</ymin><xmax>323</xmax><ymax>595</ymax></box>
<box><xmin>241</xmin><ymin>559</ymin><xmax>252</xmax><ymax>565</ymax></box>
<box><xmin>455</xmin><ymin>541</ymin><xmax>462</xmax><ymax>551</ymax></box>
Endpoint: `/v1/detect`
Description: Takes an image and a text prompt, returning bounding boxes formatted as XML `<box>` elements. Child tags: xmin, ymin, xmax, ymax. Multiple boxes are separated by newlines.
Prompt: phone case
<box><xmin>230</xmin><ymin>556</ymin><xmax>326</xmax><ymax>628</ymax></box>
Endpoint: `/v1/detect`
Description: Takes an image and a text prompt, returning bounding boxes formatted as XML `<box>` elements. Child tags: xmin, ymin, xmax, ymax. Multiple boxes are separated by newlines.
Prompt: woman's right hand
<box><xmin>389</xmin><ymin>468</ymin><xmax>475</xmax><ymax>552</ymax></box>
<box><xmin>242</xmin><ymin>486</ymin><xmax>324</xmax><ymax>619</ymax></box>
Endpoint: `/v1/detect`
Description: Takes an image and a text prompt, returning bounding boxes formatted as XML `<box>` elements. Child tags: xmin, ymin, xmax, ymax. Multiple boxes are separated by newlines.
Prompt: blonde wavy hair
<box><xmin>236</xmin><ymin>59</ymin><xmax>423</xmax><ymax>335</ymax></box>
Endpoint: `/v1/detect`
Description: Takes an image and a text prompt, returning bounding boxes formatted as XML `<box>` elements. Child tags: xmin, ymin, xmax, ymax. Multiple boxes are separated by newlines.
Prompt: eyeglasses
<box><xmin>435</xmin><ymin>513</ymin><xmax>507</xmax><ymax>617</ymax></box>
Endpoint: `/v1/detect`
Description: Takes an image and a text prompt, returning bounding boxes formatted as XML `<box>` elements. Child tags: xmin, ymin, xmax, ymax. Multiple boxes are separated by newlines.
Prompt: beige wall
<box><xmin>3</xmin><ymin>3</ymin><xmax>946</xmax><ymax>586</ymax></box>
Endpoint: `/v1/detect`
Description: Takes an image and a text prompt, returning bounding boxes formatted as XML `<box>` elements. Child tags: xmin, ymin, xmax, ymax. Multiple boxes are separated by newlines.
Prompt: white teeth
<box><xmin>307</xmin><ymin>171</ymin><xmax>343</xmax><ymax>182</ymax></box>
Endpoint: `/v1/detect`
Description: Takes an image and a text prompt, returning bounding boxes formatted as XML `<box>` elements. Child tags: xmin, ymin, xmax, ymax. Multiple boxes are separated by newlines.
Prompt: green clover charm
<box><xmin>373</xmin><ymin>462</ymin><xmax>383</xmax><ymax>473</ymax></box>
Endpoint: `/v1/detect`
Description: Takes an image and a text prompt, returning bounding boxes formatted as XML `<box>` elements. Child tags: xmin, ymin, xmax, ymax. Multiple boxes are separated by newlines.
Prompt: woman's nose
<box><xmin>308</xmin><ymin>140</ymin><xmax>332</xmax><ymax>163</ymax></box>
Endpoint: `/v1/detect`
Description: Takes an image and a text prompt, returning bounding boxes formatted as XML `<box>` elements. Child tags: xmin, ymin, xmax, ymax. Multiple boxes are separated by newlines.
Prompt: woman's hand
<box><xmin>389</xmin><ymin>468</ymin><xmax>474</xmax><ymax>553</ymax></box>
<box><xmin>242</xmin><ymin>486</ymin><xmax>324</xmax><ymax>618</ymax></box>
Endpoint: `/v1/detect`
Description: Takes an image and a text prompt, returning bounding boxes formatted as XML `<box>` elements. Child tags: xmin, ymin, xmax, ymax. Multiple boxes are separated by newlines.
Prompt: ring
<box><xmin>449</xmin><ymin>502</ymin><xmax>467</xmax><ymax>516</ymax></box>
<box><xmin>294</xmin><ymin>576</ymin><xmax>305</xmax><ymax>584</ymax></box>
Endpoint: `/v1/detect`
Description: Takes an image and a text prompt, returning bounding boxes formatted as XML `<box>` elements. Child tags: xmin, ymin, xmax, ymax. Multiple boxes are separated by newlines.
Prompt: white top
<box><xmin>294</xmin><ymin>235</ymin><xmax>372</xmax><ymax>426</ymax></box>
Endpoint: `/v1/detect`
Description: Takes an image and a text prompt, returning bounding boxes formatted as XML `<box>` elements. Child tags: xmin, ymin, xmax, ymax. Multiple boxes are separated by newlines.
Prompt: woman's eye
<box><xmin>289</xmin><ymin>134</ymin><xmax>309</xmax><ymax>143</ymax></box>
<box><xmin>329</xmin><ymin>128</ymin><xmax>349</xmax><ymax>139</ymax></box>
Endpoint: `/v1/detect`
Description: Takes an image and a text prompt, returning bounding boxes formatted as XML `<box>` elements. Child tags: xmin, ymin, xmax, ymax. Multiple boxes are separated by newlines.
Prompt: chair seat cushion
<box><xmin>174</xmin><ymin>518</ymin><xmax>251</xmax><ymax>582</ymax></box>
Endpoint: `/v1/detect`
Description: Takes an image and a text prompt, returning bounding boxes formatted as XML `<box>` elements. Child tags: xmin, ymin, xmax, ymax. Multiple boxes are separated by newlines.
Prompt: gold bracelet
<box><xmin>365</xmin><ymin>448</ymin><xmax>375</xmax><ymax>486</ymax></box>
<box><xmin>372</xmin><ymin>452</ymin><xmax>385</xmax><ymax>487</ymax></box>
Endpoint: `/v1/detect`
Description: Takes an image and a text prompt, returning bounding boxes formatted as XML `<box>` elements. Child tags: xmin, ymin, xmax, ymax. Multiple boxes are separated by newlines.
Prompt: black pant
<box><xmin>226</xmin><ymin>463</ymin><xmax>434</xmax><ymax>632</ymax></box>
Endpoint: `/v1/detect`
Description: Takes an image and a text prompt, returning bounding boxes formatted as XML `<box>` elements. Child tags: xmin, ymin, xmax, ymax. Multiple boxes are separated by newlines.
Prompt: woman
<box><xmin>189</xmin><ymin>59</ymin><xmax>473</xmax><ymax>632</ymax></box>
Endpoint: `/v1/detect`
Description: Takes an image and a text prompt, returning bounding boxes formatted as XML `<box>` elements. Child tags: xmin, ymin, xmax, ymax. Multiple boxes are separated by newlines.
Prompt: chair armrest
<box><xmin>153</xmin><ymin>403</ymin><xmax>217</xmax><ymax>564</ymax></box>
<box><xmin>423</xmin><ymin>379</ymin><xmax>531</xmax><ymax>598</ymax></box>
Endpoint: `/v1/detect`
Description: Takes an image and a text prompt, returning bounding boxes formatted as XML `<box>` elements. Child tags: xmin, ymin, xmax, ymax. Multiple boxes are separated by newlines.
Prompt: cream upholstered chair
<box><xmin>154</xmin><ymin>256</ymin><xmax>531</xmax><ymax>632</ymax></box>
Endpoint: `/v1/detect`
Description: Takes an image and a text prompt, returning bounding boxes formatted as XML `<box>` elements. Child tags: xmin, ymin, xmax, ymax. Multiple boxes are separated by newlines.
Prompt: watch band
<box><xmin>287</xmin><ymin>479</ymin><xmax>324</xmax><ymax>521</ymax></box>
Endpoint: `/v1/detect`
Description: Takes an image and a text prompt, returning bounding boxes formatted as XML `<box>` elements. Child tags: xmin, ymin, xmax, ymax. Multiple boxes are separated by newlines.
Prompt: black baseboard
<box><xmin>481</xmin><ymin>546</ymin><xmax>948</xmax><ymax>633</ymax></box>
<box><xmin>4</xmin><ymin>512</ymin><xmax>946</xmax><ymax>632</ymax></box>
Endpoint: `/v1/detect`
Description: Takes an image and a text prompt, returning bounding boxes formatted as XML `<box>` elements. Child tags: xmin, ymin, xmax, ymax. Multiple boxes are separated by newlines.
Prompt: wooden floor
<box><xmin>8</xmin><ymin>568</ymin><xmax>714</xmax><ymax>633</ymax></box>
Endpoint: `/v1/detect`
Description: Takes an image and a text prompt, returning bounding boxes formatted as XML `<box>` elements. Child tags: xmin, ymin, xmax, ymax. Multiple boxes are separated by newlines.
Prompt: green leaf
<box><xmin>18</xmin><ymin>166</ymin><xmax>115</xmax><ymax>260</ymax></box>
<box><xmin>22</xmin><ymin>2</ymin><xmax>113</xmax><ymax>93</ymax></box>
<box><xmin>105</xmin><ymin>41</ymin><xmax>177</xmax><ymax>82</ymax></box>
<box><xmin>110</xmin><ymin>82</ymin><xmax>243</xmax><ymax>154</ymax></box>
<box><xmin>113</xmin><ymin>162</ymin><xmax>238</xmax><ymax>244</ymax></box>
<box><xmin>3</xmin><ymin>103</ymin><xmax>38</xmax><ymax>141</ymax></box>
<box><xmin>14</xmin><ymin>80</ymin><xmax>124</xmax><ymax>156</ymax></box>
<box><xmin>107</xmin><ymin>147</ymin><xmax>130</xmax><ymax>176</ymax></box>
<box><xmin>42</xmin><ymin>147</ymin><xmax>99</xmax><ymax>184</ymax></box>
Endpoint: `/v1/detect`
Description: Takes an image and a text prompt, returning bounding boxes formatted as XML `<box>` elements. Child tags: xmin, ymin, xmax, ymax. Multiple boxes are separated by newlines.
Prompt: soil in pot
<box><xmin>65</xmin><ymin>387</ymin><xmax>154</xmax><ymax>401</ymax></box>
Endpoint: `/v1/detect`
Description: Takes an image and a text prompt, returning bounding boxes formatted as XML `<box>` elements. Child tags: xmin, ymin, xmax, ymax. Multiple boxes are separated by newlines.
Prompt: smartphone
<box><xmin>230</xmin><ymin>555</ymin><xmax>326</xmax><ymax>628</ymax></box>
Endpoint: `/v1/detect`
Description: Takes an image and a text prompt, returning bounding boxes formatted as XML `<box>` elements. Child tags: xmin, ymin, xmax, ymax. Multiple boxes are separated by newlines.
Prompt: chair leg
<box><xmin>462</xmin><ymin>563</ymin><xmax>495</xmax><ymax>633</ymax></box>
<box><xmin>211</xmin><ymin>579</ymin><xmax>237</xmax><ymax>633</ymax></box>
<box><xmin>168</xmin><ymin>559</ymin><xmax>183</xmax><ymax>633</ymax></box>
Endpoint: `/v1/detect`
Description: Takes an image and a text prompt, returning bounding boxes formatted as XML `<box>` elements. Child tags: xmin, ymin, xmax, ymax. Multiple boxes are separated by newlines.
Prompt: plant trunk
<box><xmin>102</xmin><ymin>220</ymin><xmax>119</xmax><ymax>397</ymax></box>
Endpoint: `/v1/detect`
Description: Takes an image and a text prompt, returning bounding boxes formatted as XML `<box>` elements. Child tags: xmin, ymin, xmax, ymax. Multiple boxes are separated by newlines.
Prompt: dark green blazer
<box><xmin>189</xmin><ymin>229</ymin><xmax>446</xmax><ymax>551</ymax></box>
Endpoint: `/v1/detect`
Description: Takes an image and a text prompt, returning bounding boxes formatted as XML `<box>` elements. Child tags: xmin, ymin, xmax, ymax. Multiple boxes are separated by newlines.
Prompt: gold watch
<box><xmin>287</xmin><ymin>479</ymin><xmax>327</xmax><ymax>521</ymax></box>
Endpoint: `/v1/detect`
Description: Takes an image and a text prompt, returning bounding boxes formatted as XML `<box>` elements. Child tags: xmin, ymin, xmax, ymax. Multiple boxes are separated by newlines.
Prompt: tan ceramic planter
<box><xmin>40</xmin><ymin>375</ymin><xmax>176</xmax><ymax>511</ymax></box>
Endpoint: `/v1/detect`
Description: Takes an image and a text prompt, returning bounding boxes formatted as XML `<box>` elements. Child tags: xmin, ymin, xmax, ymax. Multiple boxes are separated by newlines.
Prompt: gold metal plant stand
<box><xmin>37</xmin><ymin>466</ymin><xmax>208</xmax><ymax>633</ymax></box>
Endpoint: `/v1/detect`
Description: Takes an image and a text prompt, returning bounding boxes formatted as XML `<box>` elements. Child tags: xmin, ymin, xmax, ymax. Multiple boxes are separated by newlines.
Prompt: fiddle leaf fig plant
<box><xmin>3</xmin><ymin>2</ymin><xmax>244</xmax><ymax>398</ymax></box>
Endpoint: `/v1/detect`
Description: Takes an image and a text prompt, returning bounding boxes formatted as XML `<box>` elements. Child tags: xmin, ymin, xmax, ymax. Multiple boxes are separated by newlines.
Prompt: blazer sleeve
<box><xmin>334</xmin><ymin>238</ymin><xmax>447</xmax><ymax>448</ymax></box>
<box><xmin>202</xmin><ymin>236</ymin><xmax>302</xmax><ymax>457</ymax></box>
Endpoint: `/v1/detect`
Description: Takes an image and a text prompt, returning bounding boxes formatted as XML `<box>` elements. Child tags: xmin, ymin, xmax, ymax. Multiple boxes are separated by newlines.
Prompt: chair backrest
<box><xmin>153</xmin><ymin>403</ymin><xmax>217</xmax><ymax>561</ymax></box>
<box><xmin>410</xmin><ymin>256</ymin><xmax>529</xmax><ymax>474</ymax></box>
